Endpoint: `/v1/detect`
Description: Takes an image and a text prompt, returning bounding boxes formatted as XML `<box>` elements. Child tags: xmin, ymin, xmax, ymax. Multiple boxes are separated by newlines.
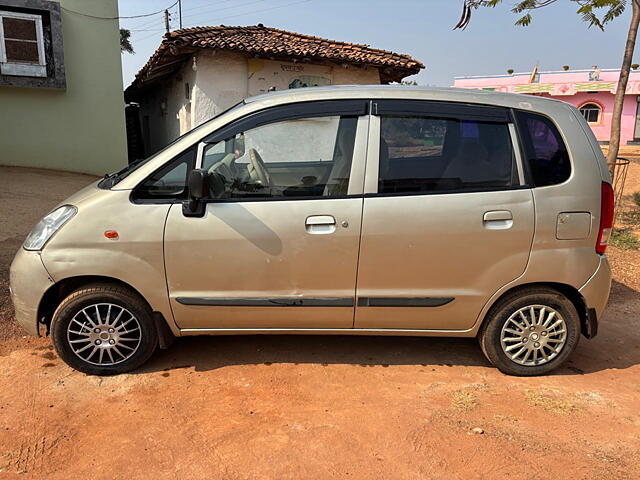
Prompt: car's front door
<box><xmin>164</xmin><ymin>101</ymin><xmax>369</xmax><ymax>330</ymax></box>
<box><xmin>354</xmin><ymin>100</ymin><xmax>535</xmax><ymax>331</ymax></box>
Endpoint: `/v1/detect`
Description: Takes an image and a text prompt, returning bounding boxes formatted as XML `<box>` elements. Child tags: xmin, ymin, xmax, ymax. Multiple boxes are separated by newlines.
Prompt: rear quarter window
<box><xmin>515</xmin><ymin>111</ymin><xmax>571</xmax><ymax>187</ymax></box>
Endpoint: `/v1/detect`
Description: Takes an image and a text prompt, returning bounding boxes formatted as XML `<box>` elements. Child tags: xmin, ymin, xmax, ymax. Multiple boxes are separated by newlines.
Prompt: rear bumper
<box><xmin>9</xmin><ymin>248</ymin><xmax>54</xmax><ymax>336</ymax></box>
<box><xmin>578</xmin><ymin>255</ymin><xmax>612</xmax><ymax>338</ymax></box>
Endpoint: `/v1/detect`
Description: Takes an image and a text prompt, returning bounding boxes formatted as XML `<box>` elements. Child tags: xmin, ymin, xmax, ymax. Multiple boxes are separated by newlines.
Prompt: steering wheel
<box><xmin>248</xmin><ymin>148</ymin><xmax>271</xmax><ymax>187</ymax></box>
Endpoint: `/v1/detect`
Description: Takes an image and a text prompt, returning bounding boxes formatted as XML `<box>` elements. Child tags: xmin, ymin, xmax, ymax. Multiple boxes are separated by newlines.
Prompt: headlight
<box><xmin>23</xmin><ymin>205</ymin><xmax>77</xmax><ymax>251</ymax></box>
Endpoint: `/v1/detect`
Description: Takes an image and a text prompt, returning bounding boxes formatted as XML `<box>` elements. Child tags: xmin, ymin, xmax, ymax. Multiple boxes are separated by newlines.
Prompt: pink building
<box><xmin>453</xmin><ymin>67</ymin><xmax>640</xmax><ymax>144</ymax></box>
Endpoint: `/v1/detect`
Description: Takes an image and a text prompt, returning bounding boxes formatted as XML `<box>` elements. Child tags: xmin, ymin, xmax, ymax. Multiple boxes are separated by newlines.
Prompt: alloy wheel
<box><xmin>66</xmin><ymin>303</ymin><xmax>142</xmax><ymax>366</ymax></box>
<box><xmin>500</xmin><ymin>304</ymin><xmax>568</xmax><ymax>366</ymax></box>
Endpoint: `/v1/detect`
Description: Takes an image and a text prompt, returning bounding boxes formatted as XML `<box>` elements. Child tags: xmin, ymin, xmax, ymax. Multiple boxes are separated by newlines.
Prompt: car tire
<box><xmin>479</xmin><ymin>287</ymin><xmax>581</xmax><ymax>376</ymax></box>
<box><xmin>51</xmin><ymin>284</ymin><xmax>158</xmax><ymax>375</ymax></box>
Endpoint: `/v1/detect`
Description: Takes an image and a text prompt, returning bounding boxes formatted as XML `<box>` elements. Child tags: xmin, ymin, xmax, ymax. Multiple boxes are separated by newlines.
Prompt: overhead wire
<box><xmin>125</xmin><ymin>0</ymin><xmax>240</xmax><ymax>31</ymax></box>
<box><xmin>183</xmin><ymin>0</ymin><xmax>312</xmax><ymax>28</ymax></box>
<box><xmin>181</xmin><ymin>0</ymin><xmax>267</xmax><ymax>21</ymax></box>
<box><xmin>61</xmin><ymin>1</ymin><xmax>179</xmax><ymax>20</ymax></box>
<box><xmin>128</xmin><ymin>3</ymin><xmax>180</xmax><ymax>36</ymax></box>
<box><xmin>178</xmin><ymin>0</ymin><xmax>238</xmax><ymax>15</ymax></box>
<box><xmin>125</xmin><ymin>2</ymin><xmax>185</xmax><ymax>31</ymax></box>
<box><xmin>131</xmin><ymin>0</ymin><xmax>313</xmax><ymax>43</ymax></box>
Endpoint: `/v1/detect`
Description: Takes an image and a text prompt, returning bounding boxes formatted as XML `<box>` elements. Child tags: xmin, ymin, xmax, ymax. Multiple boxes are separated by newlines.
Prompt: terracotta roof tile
<box><xmin>127</xmin><ymin>24</ymin><xmax>424</xmax><ymax>92</ymax></box>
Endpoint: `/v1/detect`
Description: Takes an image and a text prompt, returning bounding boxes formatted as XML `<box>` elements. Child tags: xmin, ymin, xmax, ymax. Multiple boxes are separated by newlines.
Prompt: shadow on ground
<box><xmin>139</xmin><ymin>335</ymin><xmax>491</xmax><ymax>375</ymax></box>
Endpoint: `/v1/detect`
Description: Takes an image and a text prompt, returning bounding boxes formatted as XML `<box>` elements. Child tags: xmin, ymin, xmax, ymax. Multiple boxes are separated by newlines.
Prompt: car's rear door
<box><xmin>354</xmin><ymin>100</ymin><xmax>535</xmax><ymax>331</ymax></box>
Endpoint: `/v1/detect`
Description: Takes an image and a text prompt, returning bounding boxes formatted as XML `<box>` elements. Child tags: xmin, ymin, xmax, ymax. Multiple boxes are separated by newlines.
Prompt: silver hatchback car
<box><xmin>10</xmin><ymin>86</ymin><xmax>612</xmax><ymax>376</ymax></box>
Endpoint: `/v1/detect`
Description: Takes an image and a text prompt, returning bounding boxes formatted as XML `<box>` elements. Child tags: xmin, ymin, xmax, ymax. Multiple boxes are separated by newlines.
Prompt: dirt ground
<box><xmin>1</xmin><ymin>164</ymin><xmax>640</xmax><ymax>479</ymax></box>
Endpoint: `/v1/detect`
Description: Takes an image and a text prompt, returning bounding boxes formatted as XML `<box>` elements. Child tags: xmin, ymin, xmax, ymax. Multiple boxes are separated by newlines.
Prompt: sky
<box><xmin>118</xmin><ymin>0</ymin><xmax>638</xmax><ymax>89</ymax></box>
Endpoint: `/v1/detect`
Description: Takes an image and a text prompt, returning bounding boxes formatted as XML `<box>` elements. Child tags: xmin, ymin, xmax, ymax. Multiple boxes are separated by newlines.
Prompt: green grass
<box><xmin>632</xmin><ymin>192</ymin><xmax>640</xmax><ymax>208</ymax></box>
<box><xmin>610</xmin><ymin>228</ymin><xmax>640</xmax><ymax>250</ymax></box>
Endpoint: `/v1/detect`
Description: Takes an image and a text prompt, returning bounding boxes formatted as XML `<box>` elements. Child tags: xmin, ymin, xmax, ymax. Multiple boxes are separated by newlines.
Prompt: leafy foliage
<box><xmin>120</xmin><ymin>28</ymin><xmax>134</xmax><ymax>54</ymax></box>
<box><xmin>458</xmin><ymin>0</ymin><xmax>629</xmax><ymax>30</ymax></box>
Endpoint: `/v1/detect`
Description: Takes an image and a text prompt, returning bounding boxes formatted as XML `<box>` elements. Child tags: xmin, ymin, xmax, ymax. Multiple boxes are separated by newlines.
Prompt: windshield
<box><xmin>99</xmin><ymin>100</ymin><xmax>245</xmax><ymax>189</ymax></box>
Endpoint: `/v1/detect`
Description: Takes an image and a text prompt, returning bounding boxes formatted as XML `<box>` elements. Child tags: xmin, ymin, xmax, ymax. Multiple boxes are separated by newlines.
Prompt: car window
<box><xmin>202</xmin><ymin>115</ymin><xmax>358</xmax><ymax>199</ymax></box>
<box><xmin>383</xmin><ymin>117</ymin><xmax>447</xmax><ymax>159</ymax></box>
<box><xmin>379</xmin><ymin>115</ymin><xmax>516</xmax><ymax>194</ymax></box>
<box><xmin>133</xmin><ymin>148</ymin><xmax>196</xmax><ymax>201</ymax></box>
<box><xmin>514</xmin><ymin>111</ymin><xmax>571</xmax><ymax>187</ymax></box>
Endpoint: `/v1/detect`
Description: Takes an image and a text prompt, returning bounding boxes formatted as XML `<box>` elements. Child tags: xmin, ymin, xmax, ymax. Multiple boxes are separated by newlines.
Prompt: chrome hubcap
<box><xmin>66</xmin><ymin>303</ymin><xmax>142</xmax><ymax>366</ymax></box>
<box><xmin>500</xmin><ymin>305</ymin><xmax>567</xmax><ymax>366</ymax></box>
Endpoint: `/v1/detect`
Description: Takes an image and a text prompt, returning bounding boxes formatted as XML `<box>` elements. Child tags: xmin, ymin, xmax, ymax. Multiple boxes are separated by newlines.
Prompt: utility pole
<box><xmin>164</xmin><ymin>9</ymin><xmax>170</xmax><ymax>34</ymax></box>
<box><xmin>179</xmin><ymin>0</ymin><xmax>182</xmax><ymax>29</ymax></box>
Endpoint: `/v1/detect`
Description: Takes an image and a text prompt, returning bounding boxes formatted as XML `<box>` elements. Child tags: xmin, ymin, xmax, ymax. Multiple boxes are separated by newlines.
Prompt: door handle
<box><xmin>483</xmin><ymin>210</ymin><xmax>513</xmax><ymax>229</ymax></box>
<box><xmin>306</xmin><ymin>215</ymin><xmax>336</xmax><ymax>226</ymax></box>
<box><xmin>305</xmin><ymin>215</ymin><xmax>336</xmax><ymax>234</ymax></box>
<box><xmin>483</xmin><ymin>210</ymin><xmax>512</xmax><ymax>222</ymax></box>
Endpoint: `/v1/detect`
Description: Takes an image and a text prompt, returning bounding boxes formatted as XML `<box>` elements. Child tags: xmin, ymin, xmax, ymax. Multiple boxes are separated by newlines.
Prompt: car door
<box><xmin>354</xmin><ymin>100</ymin><xmax>534</xmax><ymax>331</ymax></box>
<box><xmin>163</xmin><ymin>100</ymin><xmax>370</xmax><ymax>330</ymax></box>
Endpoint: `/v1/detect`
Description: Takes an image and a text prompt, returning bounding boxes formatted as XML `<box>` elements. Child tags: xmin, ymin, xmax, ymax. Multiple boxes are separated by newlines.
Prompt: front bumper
<box><xmin>578</xmin><ymin>255</ymin><xmax>612</xmax><ymax>337</ymax></box>
<box><xmin>9</xmin><ymin>248</ymin><xmax>54</xmax><ymax>336</ymax></box>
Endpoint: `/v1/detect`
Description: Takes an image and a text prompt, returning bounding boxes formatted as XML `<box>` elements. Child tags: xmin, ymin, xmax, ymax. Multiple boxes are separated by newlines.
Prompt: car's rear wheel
<box><xmin>479</xmin><ymin>287</ymin><xmax>580</xmax><ymax>376</ymax></box>
<box><xmin>51</xmin><ymin>284</ymin><xmax>158</xmax><ymax>375</ymax></box>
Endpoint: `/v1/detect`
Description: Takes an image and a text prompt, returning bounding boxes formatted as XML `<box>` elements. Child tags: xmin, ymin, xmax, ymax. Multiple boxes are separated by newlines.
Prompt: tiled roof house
<box><xmin>125</xmin><ymin>25</ymin><xmax>423</xmax><ymax>155</ymax></box>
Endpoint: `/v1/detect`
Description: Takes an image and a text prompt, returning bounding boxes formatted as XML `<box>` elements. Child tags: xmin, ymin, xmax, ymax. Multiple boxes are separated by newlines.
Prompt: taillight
<box><xmin>596</xmin><ymin>182</ymin><xmax>614</xmax><ymax>254</ymax></box>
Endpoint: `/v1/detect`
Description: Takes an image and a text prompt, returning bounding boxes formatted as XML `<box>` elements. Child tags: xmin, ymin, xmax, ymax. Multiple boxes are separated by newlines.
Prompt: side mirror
<box><xmin>183</xmin><ymin>169</ymin><xmax>208</xmax><ymax>217</ymax></box>
<box><xmin>188</xmin><ymin>169</ymin><xmax>208</xmax><ymax>200</ymax></box>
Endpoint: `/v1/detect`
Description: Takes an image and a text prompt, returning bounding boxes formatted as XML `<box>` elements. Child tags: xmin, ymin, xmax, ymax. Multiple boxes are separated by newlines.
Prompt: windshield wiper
<box><xmin>98</xmin><ymin>172</ymin><xmax>119</xmax><ymax>189</ymax></box>
<box><xmin>98</xmin><ymin>159</ymin><xmax>146</xmax><ymax>189</ymax></box>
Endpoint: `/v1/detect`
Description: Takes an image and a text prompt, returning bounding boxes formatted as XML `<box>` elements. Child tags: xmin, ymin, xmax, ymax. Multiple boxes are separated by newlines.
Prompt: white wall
<box><xmin>247</xmin><ymin>58</ymin><xmax>332</xmax><ymax>95</ymax></box>
<box><xmin>332</xmin><ymin>64</ymin><xmax>380</xmax><ymax>84</ymax></box>
<box><xmin>245</xmin><ymin>116</ymin><xmax>341</xmax><ymax>164</ymax></box>
<box><xmin>246</xmin><ymin>58</ymin><xmax>381</xmax><ymax>96</ymax></box>
<box><xmin>192</xmin><ymin>50</ymin><xmax>249</xmax><ymax>129</ymax></box>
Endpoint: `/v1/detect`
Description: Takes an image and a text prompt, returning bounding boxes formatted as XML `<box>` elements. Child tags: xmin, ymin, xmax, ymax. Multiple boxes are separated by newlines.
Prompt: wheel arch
<box><xmin>480</xmin><ymin>282</ymin><xmax>591</xmax><ymax>338</ymax></box>
<box><xmin>38</xmin><ymin>275</ymin><xmax>175</xmax><ymax>348</ymax></box>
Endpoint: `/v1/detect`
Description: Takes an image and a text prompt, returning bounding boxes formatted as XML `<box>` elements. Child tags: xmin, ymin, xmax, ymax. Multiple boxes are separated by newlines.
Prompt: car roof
<box><xmin>244</xmin><ymin>84</ymin><xmax>567</xmax><ymax>114</ymax></box>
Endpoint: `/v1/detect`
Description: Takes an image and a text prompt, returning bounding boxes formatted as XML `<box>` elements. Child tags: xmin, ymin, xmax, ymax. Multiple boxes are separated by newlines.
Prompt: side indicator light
<box><xmin>104</xmin><ymin>230</ymin><xmax>119</xmax><ymax>240</ymax></box>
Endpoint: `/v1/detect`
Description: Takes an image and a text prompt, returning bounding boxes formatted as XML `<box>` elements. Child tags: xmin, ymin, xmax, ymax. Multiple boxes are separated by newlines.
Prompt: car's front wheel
<box><xmin>51</xmin><ymin>284</ymin><xmax>158</xmax><ymax>375</ymax></box>
<box><xmin>479</xmin><ymin>287</ymin><xmax>581</xmax><ymax>376</ymax></box>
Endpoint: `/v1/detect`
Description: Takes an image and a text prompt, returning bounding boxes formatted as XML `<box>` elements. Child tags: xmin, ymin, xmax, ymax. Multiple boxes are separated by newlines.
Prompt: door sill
<box><xmin>179</xmin><ymin>327</ymin><xmax>475</xmax><ymax>337</ymax></box>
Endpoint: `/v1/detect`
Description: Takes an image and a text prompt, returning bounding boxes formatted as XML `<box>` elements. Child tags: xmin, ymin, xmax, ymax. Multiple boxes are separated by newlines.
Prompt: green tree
<box><xmin>120</xmin><ymin>28</ymin><xmax>134</xmax><ymax>54</ymax></box>
<box><xmin>455</xmin><ymin>0</ymin><xmax>640</xmax><ymax>172</ymax></box>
